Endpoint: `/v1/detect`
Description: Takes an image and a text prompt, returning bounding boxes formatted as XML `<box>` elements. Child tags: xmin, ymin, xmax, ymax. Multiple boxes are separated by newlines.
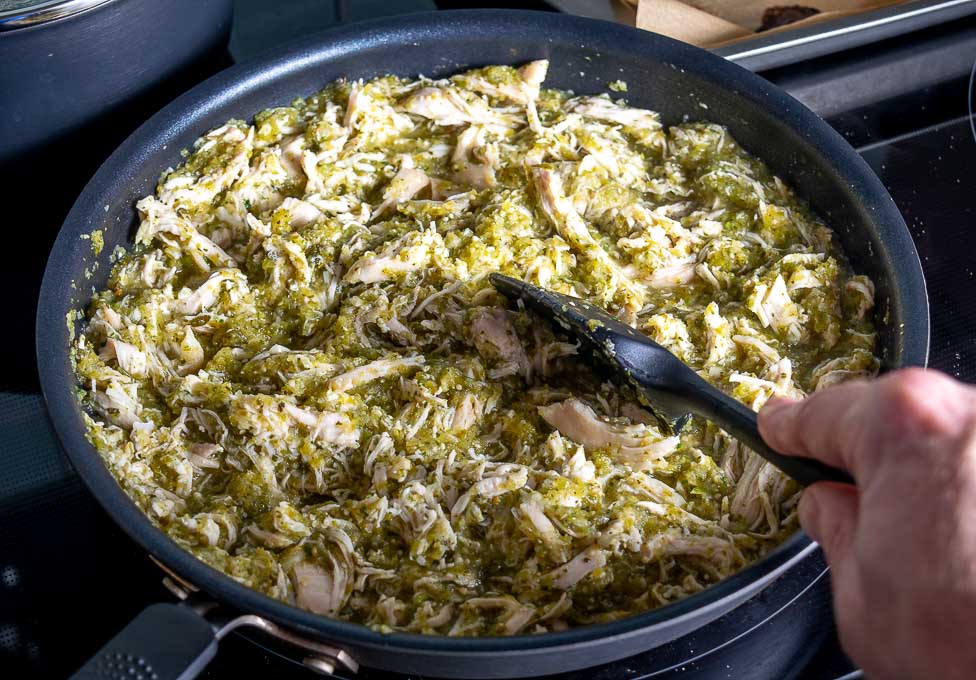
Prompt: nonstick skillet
<box><xmin>36</xmin><ymin>10</ymin><xmax>929</xmax><ymax>679</ymax></box>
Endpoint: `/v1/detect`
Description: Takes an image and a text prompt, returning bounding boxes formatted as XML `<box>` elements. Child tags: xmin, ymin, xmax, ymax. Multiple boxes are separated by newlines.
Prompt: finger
<box><xmin>758</xmin><ymin>380</ymin><xmax>873</xmax><ymax>475</ymax></box>
<box><xmin>873</xmin><ymin>368</ymin><xmax>972</xmax><ymax>439</ymax></box>
<box><xmin>799</xmin><ymin>482</ymin><xmax>859</xmax><ymax>567</ymax></box>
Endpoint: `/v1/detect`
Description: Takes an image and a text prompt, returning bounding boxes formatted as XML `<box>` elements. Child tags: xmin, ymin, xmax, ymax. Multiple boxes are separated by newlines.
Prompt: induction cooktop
<box><xmin>2</xmin><ymin>2</ymin><xmax>974</xmax><ymax>679</ymax></box>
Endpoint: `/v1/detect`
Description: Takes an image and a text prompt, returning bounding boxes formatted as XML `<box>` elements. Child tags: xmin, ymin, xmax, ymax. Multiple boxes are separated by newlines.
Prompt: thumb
<box><xmin>800</xmin><ymin>482</ymin><xmax>859</xmax><ymax>566</ymax></box>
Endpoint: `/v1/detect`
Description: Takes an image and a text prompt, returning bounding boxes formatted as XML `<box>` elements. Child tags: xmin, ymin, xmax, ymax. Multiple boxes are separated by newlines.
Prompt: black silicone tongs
<box><xmin>490</xmin><ymin>274</ymin><xmax>853</xmax><ymax>487</ymax></box>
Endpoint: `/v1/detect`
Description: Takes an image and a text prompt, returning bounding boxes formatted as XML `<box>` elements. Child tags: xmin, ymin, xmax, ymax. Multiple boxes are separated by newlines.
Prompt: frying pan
<box><xmin>36</xmin><ymin>10</ymin><xmax>929</xmax><ymax>679</ymax></box>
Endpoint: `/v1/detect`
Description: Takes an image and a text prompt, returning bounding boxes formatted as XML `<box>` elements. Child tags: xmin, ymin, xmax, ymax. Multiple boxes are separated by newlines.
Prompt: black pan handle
<box><xmin>684</xmin><ymin>374</ymin><xmax>854</xmax><ymax>487</ymax></box>
<box><xmin>70</xmin><ymin>603</ymin><xmax>217</xmax><ymax>680</ymax></box>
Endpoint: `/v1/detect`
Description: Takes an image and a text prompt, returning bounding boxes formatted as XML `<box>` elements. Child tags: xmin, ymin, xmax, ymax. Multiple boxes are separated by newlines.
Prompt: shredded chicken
<box><xmin>647</xmin><ymin>258</ymin><xmax>698</xmax><ymax>289</ymax></box>
<box><xmin>470</xmin><ymin>308</ymin><xmax>530</xmax><ymax>378</ymax></box>
<box><xmin>450</xmin><ymin>393</ymin><xmax>482</xmax><ymax>432</ymax></box>
<box><xmin>641</xmin><ymin>531</ymin><xmax>743</xmax><ymax>574</ymax></box>
<box><xmin>75</xmin><ymin>61</ymin><xmax>878</xmax><ymax>637</ymax></box>
<box><xmin>282</xmin><ymin>404</ymin><xmax>360</xmax><ymax>447</ymax></box>
<box><xmin>329</xmin><ymin>355</ymin><xmax>425</xmax><ymax>393</ymax></box>
<box><xmin>571</xmin><ymin>95</ymin><xmax>662</xmax><ymax>129</ymax></box>
<box><xmin>451</xmin><ymin>125</ymin><xmax>496</xmax><ymax>189</ymax></box>
<box><xmin>371</xmin><ymin>166</ymin><xmax>430</xmax><ymax>220</ymax></box>
<box><xmin>292</xmin><ymin>560</ymin><xmax>349</xmax><ymax>617</ymax></box>
<box><xmin>532</xmin><ymin>166</ymin><xmax>645</xmax><ymax>319</ymax></box>
<box><xmin>173</xmin><ymin>269</ymin><xmax>247</xmax><ymax>316</ymax></box>
<box><xmin>539</xmin><ymin>398</ymin><xmax>679</xmax><ymax>469</ymax></box>
<box><xmin>343</xmin><ymin>228</ymin><xmax>441</xmax><ymax>284</ymax></box>
<box><xmin>99</xmin><ymin>339</ymin><xmax>148</xmax><ymax>379</ymax></box>
<box><xmin>748</xmin><ymin>274</ymin><xmax>806</xmax><ymax>342</ymax></box>
<box><xmin>549</xmin><ymin>545</ymin><xmax>607</xmax><ymax>589</ymax></box>
<box><xmin>402</xmin><ymin>87</ymin><xmax>519</xmax><ymax>128</ymax></box>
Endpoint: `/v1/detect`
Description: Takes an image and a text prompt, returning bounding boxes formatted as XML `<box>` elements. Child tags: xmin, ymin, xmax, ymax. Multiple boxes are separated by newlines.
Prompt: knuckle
<box><xmin>784</xmin><ymin>397</ymin><xmax>817</xmax><ymax>455</ymax></box>
<box><xmin>792</xmin><ymin>392</ymin><xmax>835</xmax><ymax>453</ymax></box>
<box><xmin>879</xmin><ymin>369</ymin><xmax>951</xmax><ymax>434</ymax></box>
<box><xmin>883</xmin><ymin>367</ymin><xmax>930</xmax><ymax>403</ymax></box>
<box><xmin>792</xmin><ymin>390</ymin><xmax>822</xmax><ymax>428</ymax></box>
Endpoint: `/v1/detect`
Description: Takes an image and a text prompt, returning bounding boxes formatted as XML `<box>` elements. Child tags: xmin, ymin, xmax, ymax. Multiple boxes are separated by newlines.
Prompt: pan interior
<box><xmin>36</xmin><ymin>10</ymin><xmax>927</xmax><ymax>674</ymax></box>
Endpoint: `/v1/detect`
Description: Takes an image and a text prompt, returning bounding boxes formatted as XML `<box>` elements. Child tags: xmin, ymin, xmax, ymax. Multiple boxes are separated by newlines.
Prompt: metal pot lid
<box><xmin>0</xmin><ymin>0</ymin><xmax>113</xmax><ymax>30</ymax></box>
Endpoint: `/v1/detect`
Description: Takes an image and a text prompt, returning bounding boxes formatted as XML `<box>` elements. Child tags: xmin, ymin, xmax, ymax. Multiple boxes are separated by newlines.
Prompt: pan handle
<box><xmin>70</xmin><ymin>602</ymin><xmax>218</xmax><ymax>680</ymax></box>
<box><xmin>69</xmin><ymin>578</ymin><xmax>360</xmax><ymax>679</ymax></box>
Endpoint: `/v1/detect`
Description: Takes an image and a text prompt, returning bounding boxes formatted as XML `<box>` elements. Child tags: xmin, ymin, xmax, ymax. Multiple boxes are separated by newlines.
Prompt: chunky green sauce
<box><xmin>74</xmin><ymin>61</ymin><xmax>878</xmax><ymax>635</ymax></box>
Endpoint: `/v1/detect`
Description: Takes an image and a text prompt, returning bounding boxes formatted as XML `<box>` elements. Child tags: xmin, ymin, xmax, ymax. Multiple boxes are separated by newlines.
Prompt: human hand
<box><xmin>758</xmin><ymin>368</ymin><xmax>976</xmax><ymax>680</ymax></box>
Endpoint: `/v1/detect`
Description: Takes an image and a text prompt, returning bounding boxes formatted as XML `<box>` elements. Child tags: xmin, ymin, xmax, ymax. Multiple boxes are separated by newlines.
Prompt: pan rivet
<box><xmin>303</xmin><ymin>656</ymin><xmax>338</xmax><ymax>676</ymax></box>
<box><xmin>161</xmin><ymin>575</ymin><xmax>190</xmax><ymax>600</ymax></box>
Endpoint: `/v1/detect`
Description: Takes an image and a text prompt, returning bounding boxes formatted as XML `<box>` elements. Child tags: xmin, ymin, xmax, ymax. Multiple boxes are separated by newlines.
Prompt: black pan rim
<box><xmin>36</xmin><ymin>8</ymin><xmax>929</xmax><ymax>657</ymax></box>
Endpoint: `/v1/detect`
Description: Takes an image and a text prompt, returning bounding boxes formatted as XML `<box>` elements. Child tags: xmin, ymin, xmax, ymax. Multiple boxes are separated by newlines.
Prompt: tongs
<box><xmin>490</xmin><ymin>274</ymin><xmax>853</xmax><ymax>487</ymax></box>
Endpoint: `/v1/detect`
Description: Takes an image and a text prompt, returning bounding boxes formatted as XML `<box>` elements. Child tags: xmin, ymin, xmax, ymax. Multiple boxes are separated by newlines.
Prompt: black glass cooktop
<box><xmin>2</xmin><ymin>2</ymin><xmax>974</xmax><ymax>679</ymax></box>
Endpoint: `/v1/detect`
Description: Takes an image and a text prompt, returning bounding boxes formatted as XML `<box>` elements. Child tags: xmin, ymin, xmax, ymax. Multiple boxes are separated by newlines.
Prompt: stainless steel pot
<box><xmin>2</xmin><ymin>0</ymin><xmax>232</xmax><ymax>391</ymax></box>
<box><xmin>0</xmin><ymin>0</ymin><xmax>233</xmax><ymax>169</ymax></box>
